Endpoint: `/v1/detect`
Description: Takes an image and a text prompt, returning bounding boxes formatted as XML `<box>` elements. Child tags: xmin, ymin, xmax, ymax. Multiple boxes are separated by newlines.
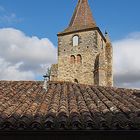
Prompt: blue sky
<box><xmin>0</xmin><ymin>0</ymin><xmax>140</xmax><ymax>44</ymax></box>
<box><xmin>0</xmin><ymin>0</ymin><xmax>140</xmax><ymax>89</ymax></box>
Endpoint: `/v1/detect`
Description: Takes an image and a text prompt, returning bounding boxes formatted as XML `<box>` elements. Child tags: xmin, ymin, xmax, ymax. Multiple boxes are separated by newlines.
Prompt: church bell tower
<box><xmin>50</xmin><ymin>0</ymin><xmax>113</xmax><ymax>86</ymax></box>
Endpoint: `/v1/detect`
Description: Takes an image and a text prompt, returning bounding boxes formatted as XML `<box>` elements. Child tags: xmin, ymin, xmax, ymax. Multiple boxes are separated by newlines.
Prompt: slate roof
<box><xmin>0</xmin><ymin>81</ymin><xmax>140</xmax><ymax>131</ymax></box>
<box><xmin>58</xmin><ymin>0</ymin><xmax>96</xmax><ymax>35</ymax></box>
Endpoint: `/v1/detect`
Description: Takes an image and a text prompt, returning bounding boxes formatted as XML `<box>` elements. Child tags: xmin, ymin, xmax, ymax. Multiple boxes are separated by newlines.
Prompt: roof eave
<box><xmin>57</xmin><ymin>27</ymin><xmax>106</xmax><ymax>42</ymax></box>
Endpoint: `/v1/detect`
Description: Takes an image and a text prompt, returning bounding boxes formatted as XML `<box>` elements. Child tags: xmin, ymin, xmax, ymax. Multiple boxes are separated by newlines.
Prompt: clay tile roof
<box><xmin>58</xmin><ymin>0</ymin><xmax>96</xmax><ymax>35</ymax></box>
<box><xmin>0</xmin><ymin>81</ymin><xmax>140</xmax><ymax>130</ymax></box>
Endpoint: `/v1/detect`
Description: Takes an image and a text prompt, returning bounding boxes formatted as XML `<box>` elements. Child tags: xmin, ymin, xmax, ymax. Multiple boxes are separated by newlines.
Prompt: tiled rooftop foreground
<box><xmin>0</xmin><ymin>81</ymin><xmax>140</xmax><ymax>130</ymax></box>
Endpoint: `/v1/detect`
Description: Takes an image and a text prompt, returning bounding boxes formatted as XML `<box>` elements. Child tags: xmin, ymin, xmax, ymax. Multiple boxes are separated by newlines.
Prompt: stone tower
<box><xmin>50</xmin><ymin>0</ymin><xmax>113</xmax><ymax>86</ymax></box>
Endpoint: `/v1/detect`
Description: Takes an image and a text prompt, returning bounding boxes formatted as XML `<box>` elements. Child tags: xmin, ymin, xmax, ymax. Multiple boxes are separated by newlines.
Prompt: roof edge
<box><xmin>57</xmin><ymin>27</ymin><xmax>106</xmax><ymax>42</ymax></box>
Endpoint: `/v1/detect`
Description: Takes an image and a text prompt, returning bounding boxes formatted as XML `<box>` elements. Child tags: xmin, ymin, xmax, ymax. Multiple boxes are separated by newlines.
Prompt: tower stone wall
<box><xmin>105</xmin><ymin>34</ymin><xmax>113</xmax><ymax>86</ymax></box>
<box><xmin>50</xmin><ymin>0</ymin><xmax>113</xmax><ymax>86</ymax></box>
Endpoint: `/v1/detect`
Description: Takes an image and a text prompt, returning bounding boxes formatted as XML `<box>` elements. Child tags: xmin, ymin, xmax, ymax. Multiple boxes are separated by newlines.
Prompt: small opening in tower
<box><xmin>70</xmin><ymin>55</ymin><xmax>76</xmax><ymax>64</ymax></box>
<box><xmin>101</xmin><ymin>39</ymin><xmax>104</xmax><ymax>49</ymax></box>
<box><xmin>94</xmin><ymin>54</ymin><xmax>100</xmax><ymax>85</ymax></box>
<box><xmin>72</xmin><ymin>35</ymin><xmax>79</xmax><ymax>46</ymax></box>
<box><xmin>74</xmin><ymin>79</ymin><xmax>79</xmax><ymax>83</ymax></box>
<box><xmin>77</xmin><ymin>54</ymin><xmax>82</xmax><ymax>64</ymax></box>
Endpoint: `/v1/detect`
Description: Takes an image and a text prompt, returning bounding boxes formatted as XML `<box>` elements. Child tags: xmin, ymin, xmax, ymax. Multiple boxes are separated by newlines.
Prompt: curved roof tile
<box><xmin>0</xmin><ymin>81</ymin><xmax>140</xmax><ymax>130</ymax></box>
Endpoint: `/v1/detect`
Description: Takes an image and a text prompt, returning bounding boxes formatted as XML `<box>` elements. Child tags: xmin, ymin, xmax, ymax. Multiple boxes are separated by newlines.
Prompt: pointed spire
<box><xmin>59</xmin><ymin>0</ymin><xmax>97</xmax><ymax>35</ymax></box>
<box><xmin>69</xmin><ymin>0</ymin><xmax>96</xmax><ymax>27</ymax></box>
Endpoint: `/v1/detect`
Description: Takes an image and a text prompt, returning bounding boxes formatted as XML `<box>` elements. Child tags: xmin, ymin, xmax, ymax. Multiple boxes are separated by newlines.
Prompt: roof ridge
<box><xmin>69</xmin><ymin>0</ymin><xmax>96</xmax><ymax>27</ymax></box>
<box><xmin>59</xmin><ymin>0</ymin><xmax>96</xmax><ymax>35</ymax></box>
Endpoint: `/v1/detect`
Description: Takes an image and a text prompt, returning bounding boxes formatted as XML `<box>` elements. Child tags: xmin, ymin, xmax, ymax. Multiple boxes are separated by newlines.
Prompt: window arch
<box><xmin>70</xmin><ymin>55</ymin><xmax>76</xmax><ymax>64</ymax></box>
<box><xmin>72</xmin><ymin>35</ymin><xmax>79</xmax><ymax>46</ymax></box>
<box><xmin>77</xmin><ymin>54</ymin><xmax>82</xmax><ymax>64</ymax></box>
<box><xmin>95</xmin><ymin>55</ymin><xmax>99</xmax><ymax>69</ymax></box>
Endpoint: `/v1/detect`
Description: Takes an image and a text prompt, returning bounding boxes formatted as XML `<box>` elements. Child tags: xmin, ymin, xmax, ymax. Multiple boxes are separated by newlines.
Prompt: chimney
<box><xmin>43</xmin><ymin>73</ymin><xmax>50</xmax><ymax>91</ymax></box>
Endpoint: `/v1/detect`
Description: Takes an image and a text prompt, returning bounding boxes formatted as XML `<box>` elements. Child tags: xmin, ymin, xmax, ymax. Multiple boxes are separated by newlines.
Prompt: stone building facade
<box><xmin>50</xmin><ymin>0</ymin><xmax>113</xmax><ymax>86</ymax></box>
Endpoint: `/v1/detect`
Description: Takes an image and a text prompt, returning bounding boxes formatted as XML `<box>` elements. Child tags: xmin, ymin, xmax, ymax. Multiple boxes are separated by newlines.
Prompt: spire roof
<box><xmin>58</xmin><ymin>0</ymin><xmax>97</xmax><ymax>35</ymax></box>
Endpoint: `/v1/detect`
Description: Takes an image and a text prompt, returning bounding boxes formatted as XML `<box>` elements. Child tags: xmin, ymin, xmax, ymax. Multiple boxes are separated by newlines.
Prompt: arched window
<box><xmin>73</xmin><ymin>35</ymin><xmax>79</xmax><ymax>46</ymax></box>
<box><xmin>77</xmin><ymin>54</ymin><xmax>82</xmax><ymax>64</ymax></box>
<box><xmin>95</xmin><ymin>55</ymin><xmax>99</xmax><ymax>69</ymax></box>
<box><xmin>70</xmin><ymin>55</ymin><xmax>75</xmax><ymax>64</ymax></box>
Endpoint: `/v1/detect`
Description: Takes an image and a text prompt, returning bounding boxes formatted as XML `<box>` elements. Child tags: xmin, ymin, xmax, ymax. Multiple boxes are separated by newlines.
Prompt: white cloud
<box><xmin>0</xmin><ymin>28</ymin><xmax>57</xmax><ymax>80</ymax></box>
<box><xmin>0</xmin><ymin>27</ymin><xmax>139</xmax><ymax>89</ymax></box>
<box><xmin>0</xmin><ymin>58</ymin><xmax>34</xmax><ymax>80</ymax></box>
<box><xmin>113</xmin><ymin>32</ymin><xmax>140</xmax><ymax>89</ymax></box>
<box><xmin>0</xmin><ymin>6</ymin><xmax>22</xmax><ymax>25</ymax></box>
<box><xmin>0</xmin><ymin>6</ymin><xmax>5</xmax><ymax>12</ymax></box>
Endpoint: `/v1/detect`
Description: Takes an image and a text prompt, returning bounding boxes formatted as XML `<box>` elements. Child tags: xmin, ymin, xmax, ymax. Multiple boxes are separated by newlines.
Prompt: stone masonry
<box><xmin>50</xmin><ymin>0</ymin><xmax>113</xmax><ymax>87</ymax></box>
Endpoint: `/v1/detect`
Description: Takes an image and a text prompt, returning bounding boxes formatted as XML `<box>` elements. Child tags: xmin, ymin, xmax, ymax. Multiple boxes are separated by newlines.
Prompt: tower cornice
<box><xmin>57</xmin><ymin>27</ymin><xmax>106</xmax><ymax>42</ymax></box>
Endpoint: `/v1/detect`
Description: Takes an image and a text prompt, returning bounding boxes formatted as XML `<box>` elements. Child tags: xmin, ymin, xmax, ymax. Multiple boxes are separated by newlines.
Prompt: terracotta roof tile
<box><xmin>0</xmin><ymin>81</ymin><xmax>140</xmax><ymax>130</ymax></box>
<box><xmin>58</xmin><ymin>0</ymin><xmax>96</xmax><ymax>35</ymax></box>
